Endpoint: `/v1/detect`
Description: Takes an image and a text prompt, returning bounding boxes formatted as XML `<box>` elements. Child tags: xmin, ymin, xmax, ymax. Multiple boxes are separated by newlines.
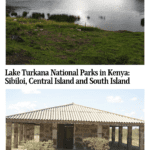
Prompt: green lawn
<box><xmin>6</xmin><ymin>17</ymin><xmax>144</xmax><ymax>64</ymax></box>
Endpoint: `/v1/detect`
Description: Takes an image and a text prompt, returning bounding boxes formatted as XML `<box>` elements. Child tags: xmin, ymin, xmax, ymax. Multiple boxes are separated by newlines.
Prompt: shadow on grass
<box><xmin>82</xmin><ymin>54</ymin><xmax>129</xmax><ymax>64</ymax></box>
<box><xmin>6</xmin><ymin>49</ymin><xmax>35</xmax><ymax>64</ymax></box>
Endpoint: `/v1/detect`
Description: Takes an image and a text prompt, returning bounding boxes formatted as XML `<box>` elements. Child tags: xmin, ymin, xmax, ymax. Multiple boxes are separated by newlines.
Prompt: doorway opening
<box><xmin>57</xmin><ymin>124</ymin><xmax>74</xmax><ymax>149</ymax></box>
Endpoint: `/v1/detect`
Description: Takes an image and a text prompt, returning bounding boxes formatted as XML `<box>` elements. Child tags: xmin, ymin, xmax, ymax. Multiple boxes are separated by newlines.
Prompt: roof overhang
<box><xmin>6</xmin><ymin>118</ymin><xmax>144</xmax><ymax>127</ymax></box>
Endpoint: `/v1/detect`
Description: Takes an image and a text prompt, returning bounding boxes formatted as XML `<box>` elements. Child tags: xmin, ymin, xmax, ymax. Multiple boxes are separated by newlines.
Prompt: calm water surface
<box><xmin>6</xmin><ymin>0</ymin><xmax>144</xmax><ymax>32</ymax></box>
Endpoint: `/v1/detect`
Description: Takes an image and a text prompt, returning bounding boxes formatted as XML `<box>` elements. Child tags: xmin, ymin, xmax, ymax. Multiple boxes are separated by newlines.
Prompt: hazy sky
<box><xmin>6</xmin><ymin>89</ymin><xmax>144</xmax><ymax>122</ymax></box>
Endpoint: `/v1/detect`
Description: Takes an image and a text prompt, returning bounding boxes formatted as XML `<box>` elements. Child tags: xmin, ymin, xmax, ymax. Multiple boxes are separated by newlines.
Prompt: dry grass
<box><xmin>109</xmin><ymin>128</ymin><xmax>139</xmax><ymax>147</ymax></box>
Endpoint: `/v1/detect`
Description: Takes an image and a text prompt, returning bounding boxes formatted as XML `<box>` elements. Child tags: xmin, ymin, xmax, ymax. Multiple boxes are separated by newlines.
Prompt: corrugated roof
<box><xmin>6</xmin><ymin>103</ymin><xmax>144</xmax><ymax>123</ymax></box>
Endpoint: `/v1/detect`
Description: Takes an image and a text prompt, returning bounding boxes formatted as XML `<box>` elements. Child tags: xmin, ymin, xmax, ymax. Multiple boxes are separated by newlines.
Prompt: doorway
<box><xmin>57</xmin><ymin>124</ymin><xmax>74</xmax><ymax>149</ymax></box>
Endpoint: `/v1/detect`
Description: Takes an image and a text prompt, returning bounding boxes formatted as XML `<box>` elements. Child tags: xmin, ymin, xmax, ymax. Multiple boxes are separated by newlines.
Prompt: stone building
<box><xmin>6</xmin><ymin>103</ymin><xmax>144</xmax><ymax>150</ymax></box>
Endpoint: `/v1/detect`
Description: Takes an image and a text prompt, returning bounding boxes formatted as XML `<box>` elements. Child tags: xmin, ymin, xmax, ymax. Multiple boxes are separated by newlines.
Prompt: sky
<box><xmin>6</xmin><ymin>89</ymin><xmax>144</xmax><ymax>123</ymax></box>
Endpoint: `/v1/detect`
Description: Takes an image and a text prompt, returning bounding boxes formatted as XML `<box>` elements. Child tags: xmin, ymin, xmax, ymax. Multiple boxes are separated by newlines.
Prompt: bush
<box><xmin>79</xmin><ymin>26</ymin><xmax>100</xmax><ymax>32</ymax></box>
<box><xmin>35</xmin><ymin>24</ymin><xmax>44</xmax><ymax>28</ymax></box>
<box><xmin>83</xmin><ymin>137</ymin><xmax>110</xmax><ymax>150</ymax></box>
<box><xmin>31</xmin><ymin>13</ymin><xmax>45</xmax><ymax>19</ymax></box>
<box><xmin>22</xmin><ymin>11</ymin><xmax>28</xmax><ymax>17</ymax></box>
<box><xmin>23</xmin><ymin>140</ymin><xmax>53</xmax><ymax>150</ymax></box>
<box><xmin>11</xmin><ymin>12</ymin><xmax>17</xmax><ymax>16</ymax></box>
<box><xmin>141</xmin><ymin>18</ymin><xmax>144</xmax><ymax>26</ymax></box>
<box><xmin>48</xmin><ymin>14</ymin><xmax>80</xmax><ymax>23</ymax></box>
<box><xmin>6</xmin><ymin>13</ymin><xmax>9</xmax><ymax>17</ymax></box>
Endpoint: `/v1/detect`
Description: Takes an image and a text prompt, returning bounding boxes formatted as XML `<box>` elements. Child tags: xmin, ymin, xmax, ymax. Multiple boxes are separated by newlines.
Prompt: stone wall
<box><xmin>40</xmin><ymin>123</ymin><xmax>52</xmax><ymax>142</ymax></box>
<box><xmin>75</xmin><ymin>124</ymin><xmax>97</xmax><ymax>139</ymax></box>
<box><xmin>75</xmin><ymin>124</ymin><xmax>97</xmax><ymax>148</ymax></box>
<box><xmin>74</xmin><ymin>124</ymin><xmax>109</xmax><ymax>148</ymax></box>
<box><xmin>102</xmin><ymin>125</ymin><xmax>109</xmax><ymax>140</ymax></box>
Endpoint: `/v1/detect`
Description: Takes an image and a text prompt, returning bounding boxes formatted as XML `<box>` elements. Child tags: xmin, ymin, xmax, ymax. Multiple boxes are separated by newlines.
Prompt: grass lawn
<box><xmin>6</xmin><ymin>16</ymin><xmax>144</xmax><ymax>65</ymax></box>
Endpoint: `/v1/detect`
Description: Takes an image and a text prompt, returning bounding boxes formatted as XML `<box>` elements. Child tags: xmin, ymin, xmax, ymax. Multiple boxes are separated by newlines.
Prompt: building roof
<box><xmin>6</xmin><ymin>103</ymin><xmax>144</xmax><ymax>124</ymax></box>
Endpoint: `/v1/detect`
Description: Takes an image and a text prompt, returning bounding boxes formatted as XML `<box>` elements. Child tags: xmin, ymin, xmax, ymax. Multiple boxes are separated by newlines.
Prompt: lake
<box><xmin>6</xmin><ymin>0</ymin><xmax>144</xmax><ymax>32</ymax></box>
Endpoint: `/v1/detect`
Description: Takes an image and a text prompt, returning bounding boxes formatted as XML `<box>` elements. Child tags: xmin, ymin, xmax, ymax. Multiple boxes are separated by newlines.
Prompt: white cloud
<box><xmin>21</xmin><ymin>89</ymin><xmax>41</xmax><ymax>94</ymax></box>
<box><xmin>106</xmin><ymin>96</ymin><xmax>123</xmax><ymax>103</ymax></box>
<box><xmin>8</xmin><ymin>101</ymin><xmax>37</xmax><ymax>113</ymax></box>
<box><xmin>44</xmin><ymin>103</ymin><xmax>48</xmax><ymax>108</ymax></box>
<box><xmin>130</xmin><ymin>97</ymin><xmax>137</xmax><ymax>101</ymax></box>
<box><xmin>125</xmin><ymin>111</ymin><xmax>136</xmax><ymax>117</ymax></box>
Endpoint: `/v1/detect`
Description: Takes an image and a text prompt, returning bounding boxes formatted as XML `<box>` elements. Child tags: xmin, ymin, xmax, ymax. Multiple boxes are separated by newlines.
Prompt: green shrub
<box><xmin>35</xmin><ymin>24</ymin><xmax>44</xmax><ymax>28</ymax></box>
<box><xmin>11</xmin><ymin>12</ymin><xmax>17</xmax><ymax>16</ymax></box>
<box><xmin>23</xmin><ymin>140</ymin><xmax>53</xmax><ymax>150</ymax></box>
<box><xmin>22</xmin><ymin>11</ymin><xmax>28</xmax><ymax>17</ymax></box>
<box><xmin>83</xmin><ymin>137</ymin><xmax>110</xmax><ymax>150</ymax></box>
<box><xmin>79</xmin><ymin>26</ymin><xmax>100</xmax><ymax>32</ymax></box>
<box><xmin>141</xmin><ymin>18</ymin><xmax>144</xmax><ymax>26</ymax></box>
<box><xmin>31</xmin><ymin>13</ymin><xmax>45</xmax><ymax>19</ymax></box>
<box><xmin>6</xmin><ymin>13</ymin><xmax>9</xmax><ymax>17</ymax></box>
<box><xmin>48</xmin><ymin>14</ymin><xmax>80</xmax><ymax>23</ymax></box>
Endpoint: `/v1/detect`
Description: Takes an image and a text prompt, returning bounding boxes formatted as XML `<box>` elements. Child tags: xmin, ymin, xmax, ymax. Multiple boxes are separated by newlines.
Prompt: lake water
<box><xmin>6</xmin><ymin>0</ymin><xmax>144</xmax><ymax>32</ymax></box>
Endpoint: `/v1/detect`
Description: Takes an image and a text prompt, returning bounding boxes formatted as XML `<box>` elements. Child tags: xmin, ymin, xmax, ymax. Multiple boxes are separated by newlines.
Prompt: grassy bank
<box><xmin>6</xmin><ymin>16</ymin><xmax>144</xmax><ymax>64</ymax></box>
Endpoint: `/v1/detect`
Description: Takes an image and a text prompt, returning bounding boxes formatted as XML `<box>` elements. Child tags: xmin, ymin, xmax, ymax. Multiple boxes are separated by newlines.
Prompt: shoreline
<box><xmin>6</xmin><ymin>6</ymin><xmax>144</xmax><ymax>33</ymax></box>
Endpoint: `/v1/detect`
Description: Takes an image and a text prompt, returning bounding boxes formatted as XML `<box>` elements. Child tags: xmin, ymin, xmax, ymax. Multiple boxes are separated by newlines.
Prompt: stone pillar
<box><xmin>127</xmin><ymin>126</ymin><xmax>132</xmax><ymax>150</ymax></box>
<box><xmin>13</xmin><ymin>123</ymin><xmax>18</xmax><ymax>148</ymax></box>
<box><xmin>19</xmin><ymin>123</ymin><xmax>23</xmax><ymax>144</ymax></box>
<box><xmin>73</xmin><ymin>124</ymin><xmax>76</xmax><ymax>149</ymax></box>
<box><xmin>118</xmin><ymin>126</ymin><xmax>123</xmax><ymax>147</ymax></box>
<box><xmin>29</xmin><ymin>124</ymin><xmax>34</xmax><ymax>140</ymax></box>
<box><xmin>97</xmin><ymin>125</ymin><xmax>102</xmax><ymax>138</ymax></box>
<box><xmin>11</xmin><ymin>124</ymin><xmax>14</xmax><ymax>148</ymax></box>
<box><xmin>112</xmin><ymin>127</ymin><xmax>115</xmax><ymax>144</ymax></box>
<box><xmin>23</xmin><ymin>124</ymin><xmax>27</xmax><ymax>142</ymax></box>
<box><xmin>102</xmin><ymin>125</ymin><xmax>109</xmax><ymax>140</ymax></box>
<box><xmin>6</xmin><ymin>122</ymin><xmax>12</xmax><ymax>150</ymax></box>
<box><xmin>28</xmin><ymin>124</ymin><xmax>31</xmax><ymax>140</ymax></box>
<box><xmin>26</xmin><ymin>124</ymin><xmax>30</xmax><ymax>141</ymax></box>
<box><xmin>40</xmin><ymin>124</ymin><xmax>44</xmax><ymax>142</ymax></box>
<box><xmin>52</xmin><ymin>123</ymin><xmax>57</xmax><ymax>148</ymax></box>
<box><xmin>34</xmin><ymin>125</ymin><xmax>40</xmax><ymax>142</ymax></box>
<box><xmin>139</xmin><ymin>126</ymin><xmax>144</xmax><ymax>150</ymax></box>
